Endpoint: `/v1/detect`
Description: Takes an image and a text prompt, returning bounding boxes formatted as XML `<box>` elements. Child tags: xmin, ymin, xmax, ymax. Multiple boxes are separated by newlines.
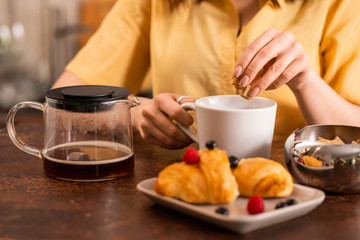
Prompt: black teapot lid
<box><xmin>46</xmin><ymin>85</ymin><xmax>131</xmax><ymax>112</ymax></box>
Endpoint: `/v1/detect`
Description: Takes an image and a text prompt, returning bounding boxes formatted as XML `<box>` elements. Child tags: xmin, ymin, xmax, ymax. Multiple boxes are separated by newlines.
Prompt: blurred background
<box><xmin>0</xmin><ymin>0</ymin><xmax>126</xmax><ymax>112</ymax></box>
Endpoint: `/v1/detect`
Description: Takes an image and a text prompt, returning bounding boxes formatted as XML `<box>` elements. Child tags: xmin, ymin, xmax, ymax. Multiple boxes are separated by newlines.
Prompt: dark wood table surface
<box><xmin>0</xmin><ymin>111</ymin><xmax>359</xmax><ymax>240</ymax></box>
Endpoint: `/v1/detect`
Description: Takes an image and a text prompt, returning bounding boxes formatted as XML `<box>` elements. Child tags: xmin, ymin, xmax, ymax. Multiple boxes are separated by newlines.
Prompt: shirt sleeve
<box><xmin>65</xmin><ymin>0</ymin><xmax>151</xmax><ymax>94</ymax></box>
<box><xmin>320</xmin><ymin>0</ymin><xmax>360</xmax><ymax>105</ymax></box>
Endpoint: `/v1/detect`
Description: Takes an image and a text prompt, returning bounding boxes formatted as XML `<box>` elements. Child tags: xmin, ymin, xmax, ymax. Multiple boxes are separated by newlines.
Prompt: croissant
<box><xmin>232</xmin><ymin>157</ymin><xmax>293</xmax><ymax>198</ymax></box>
<box><xmin>154</xmin><ymin>147</ymin><xmax>239</xmax><ymax>204</ymax></box>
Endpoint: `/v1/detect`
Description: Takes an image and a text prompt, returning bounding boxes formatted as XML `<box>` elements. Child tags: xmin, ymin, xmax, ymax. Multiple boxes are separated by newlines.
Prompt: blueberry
<box><xmin>275</xmin><ymin>198</ymin><xmax>297</xmax><ymax>210</ymax></box>
<box><xmin>215</xmin><ymin>207</ymin><xmax>229</xmax><ymax>215</ymax></box>
<box><xmin>205</xmin><ymin>140</ymin><xmax>217</xmax><ymax>150</ymax></box>
<box><xmin>229</xmin><ymin>156</ymin><xmax>240</xmax><ymax>168</ymax></box>
<box><xmin>285</xmin><ymin>198</ymin><xmax>297</xmax><ymax>206</ymax></box>
<box><xmin>275</xmin><ymin>202</ymin><xmax>286</xmax><ymax>209</ymax></box>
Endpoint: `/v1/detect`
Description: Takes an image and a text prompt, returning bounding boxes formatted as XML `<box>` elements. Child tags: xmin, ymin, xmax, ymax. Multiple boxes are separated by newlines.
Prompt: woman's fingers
<box><xmin>233</xmin><ymin>29</ymin><xmax>310</xmax><ymax>97</ymax></box>
<box><xmin>237</xmin><ymin>31</ymin><xmax>295</xmax><ymax>87</ymax></box>
<box><xmin>233</xmin><ymin>28</ymin><xmax>280</xmax><ymax>79</ymax></box>
<box><xmin>139</xmin><ymin>119</ymin><xmax>188</xmax><ymax>149</ymax></box>
<box><xmin>138</xmin><ymin>93</ymin><xmax>195</xmax><ymax>149</ymax></box>
<box><xmin>273</xmin><ymin>54</ymin><xmax>310</xmax><ymax>90</ymax></box>
<box><xmin>251</xmin><ymin>45</ymin><xmax>301</xmax><ymax>91</ymax></box>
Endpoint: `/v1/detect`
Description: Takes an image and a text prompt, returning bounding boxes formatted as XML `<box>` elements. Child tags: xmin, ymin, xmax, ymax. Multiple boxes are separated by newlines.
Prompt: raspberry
<box><xmin>182</xmin><ymin>147</ymin><xmax>200</xmax><ymax>165</ymax></box>
<box><xmin>247</xmin><ymin>195</ymin><xmax>264</xmax><ymax>214</ymax></box>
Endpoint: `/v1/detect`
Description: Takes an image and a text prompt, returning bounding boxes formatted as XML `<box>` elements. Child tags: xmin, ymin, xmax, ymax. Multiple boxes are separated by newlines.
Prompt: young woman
<box><xmin>52</xmin><ymin>0</ymin><xmax>360</xmax><ymax>149</ymax></box>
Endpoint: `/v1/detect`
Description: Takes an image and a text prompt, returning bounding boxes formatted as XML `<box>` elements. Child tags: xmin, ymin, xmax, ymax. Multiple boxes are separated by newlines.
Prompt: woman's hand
<box><xmin>233</xmin><ymin>28</ymin><xmax>311</xmax><ymax>97</ymax></box>
<box><xmin>232</xmin><ymin>28</ymin><xmax>360</xmax><ymax>129</ymax></box>
<box><xmin>132</xmin><ymin>93</ymin><xmax>195</xmax><ymax>149</ymax></box>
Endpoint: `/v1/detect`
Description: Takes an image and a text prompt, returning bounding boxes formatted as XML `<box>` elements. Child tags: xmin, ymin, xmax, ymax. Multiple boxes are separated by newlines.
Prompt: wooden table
<box><xmin>0</xmin><ymin>112</ymin><xmax>359</xmax><ymax>240</ymax></box>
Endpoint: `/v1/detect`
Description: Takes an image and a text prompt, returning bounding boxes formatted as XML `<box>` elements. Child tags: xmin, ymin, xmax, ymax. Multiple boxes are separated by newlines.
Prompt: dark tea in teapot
<box><xmin>42</xmin><ymin>141</ymin><xmax>134</xmax><ymax>181</ymax></box>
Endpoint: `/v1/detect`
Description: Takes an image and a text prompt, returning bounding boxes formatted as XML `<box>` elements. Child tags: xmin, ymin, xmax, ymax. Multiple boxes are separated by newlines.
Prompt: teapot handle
<box><xmin>6</xmin><ymin>101</ymin><xmax>44</xmax><ymax>158</ymax></box>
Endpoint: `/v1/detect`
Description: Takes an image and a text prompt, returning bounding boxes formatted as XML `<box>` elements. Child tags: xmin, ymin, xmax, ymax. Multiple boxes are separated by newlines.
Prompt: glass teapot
<box><xmin>7</xmin><ymin>85</ymin><xmax>140</xmax><ymax>181</ymax></box>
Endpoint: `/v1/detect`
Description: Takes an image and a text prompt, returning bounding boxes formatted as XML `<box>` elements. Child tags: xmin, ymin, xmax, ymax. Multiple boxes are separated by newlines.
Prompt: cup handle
<box><xmin>177</xmin><ymin>102</ymin><xmax>199</xmax><ymax>143</ymax></box>
<box><xmin>6</xmin><ymin>101</ymin><xmax>44</xmax><ymax>158</ymax></box>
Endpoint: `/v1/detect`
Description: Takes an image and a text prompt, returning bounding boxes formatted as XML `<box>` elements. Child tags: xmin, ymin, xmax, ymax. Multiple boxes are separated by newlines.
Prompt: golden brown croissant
<box><xmin>154</xmin><ymin>147</ymin><xmax>239</xmax><ymax>204</ymax></box>
<box><xmin>232</xmin><ymin>157</ymin><xmax>293</xmax><ymax>198</ymax></box>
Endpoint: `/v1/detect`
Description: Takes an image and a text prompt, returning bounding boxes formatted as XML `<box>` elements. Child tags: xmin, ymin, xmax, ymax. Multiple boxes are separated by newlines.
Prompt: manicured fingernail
<box><xmin>233</xmin><ymin>66</ymin><xmax>243</xmax><ymax>78</ymax></box>
<box><xmin>249</xmin><ymin>87</ymin><xmax>260</xmax><ymax>97</ymax></box>
<box><xmin>239</xmin><ymin>75</ymin><xmax>249</xmax><ymax>88</ymax></box>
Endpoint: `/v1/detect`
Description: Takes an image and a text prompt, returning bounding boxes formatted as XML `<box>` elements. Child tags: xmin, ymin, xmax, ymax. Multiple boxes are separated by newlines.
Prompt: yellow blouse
<box><xmin>66</xmin><ymin>0</ymin><xmax>360</xmax><ymax>141</ymax></box>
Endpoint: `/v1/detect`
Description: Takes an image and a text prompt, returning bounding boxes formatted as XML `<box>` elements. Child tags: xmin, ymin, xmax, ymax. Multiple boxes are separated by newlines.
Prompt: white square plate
<box><xmin>137</xmin><ymin>178</ymin><xmax>325</xmax><ymax>234</ymax></box>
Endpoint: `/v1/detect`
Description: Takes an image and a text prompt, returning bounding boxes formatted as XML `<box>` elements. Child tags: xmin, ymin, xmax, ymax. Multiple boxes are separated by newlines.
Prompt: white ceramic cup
<box><xmin>178</xmin><ymin>95</ymin><xmax>277</xmax><ymax>159</ymax></box>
